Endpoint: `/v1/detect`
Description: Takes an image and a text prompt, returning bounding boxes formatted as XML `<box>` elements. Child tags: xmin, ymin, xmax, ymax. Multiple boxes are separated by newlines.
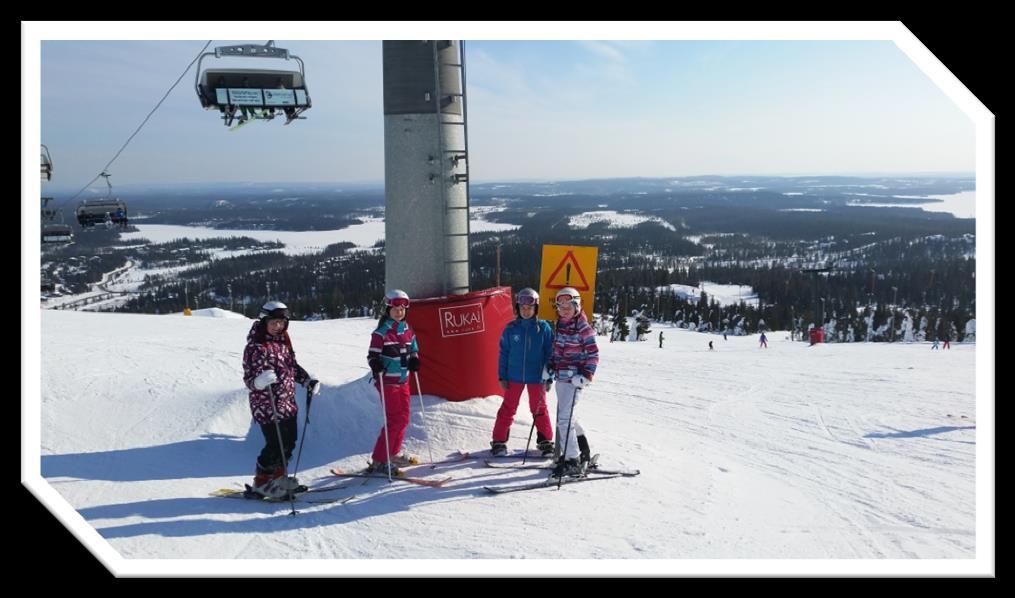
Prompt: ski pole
<box><xmin>267</xmin><ymin>385</ymin><xmax>297</xmax><ymax>516</ymax></box>
<box><xmin>377</xmin><ymin>374</ymin><xmax>393</xmax><ymax>482</ymax></box>
<box><xmin>291</xmin><ymin>385</ymin><xmax>313</xmax><ymax>480</ymax></box>
<box><xmin>556</xmin><ymin>384</ymin><xmax>580</xmax><ymax>490</ymax></box>
<box><xmin>413</xmin><ymin>371</ymin><xmax>435</xmax><ymax>466</ymax></box>
<box><xmin>522</xmin><ymin>409</ymin><xmax>539</xmax><ymax>465</ymax></box>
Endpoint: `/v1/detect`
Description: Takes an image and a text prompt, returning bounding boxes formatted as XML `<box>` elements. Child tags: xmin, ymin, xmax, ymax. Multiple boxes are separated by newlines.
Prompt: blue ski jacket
<box><xmin>498</xmin><ymin>317</ymin><xmax>554</xmax><ymax>384</ymax></box>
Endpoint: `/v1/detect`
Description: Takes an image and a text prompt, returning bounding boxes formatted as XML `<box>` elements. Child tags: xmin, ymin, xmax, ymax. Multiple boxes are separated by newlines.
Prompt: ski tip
<box><xmin>210</xmin><ymin>488</ymin><xmax>242</xmax><ymax>497</ymax></box>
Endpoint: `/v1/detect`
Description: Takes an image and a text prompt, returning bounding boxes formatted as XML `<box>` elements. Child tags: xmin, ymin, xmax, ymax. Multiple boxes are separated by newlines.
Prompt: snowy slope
<box><xmin>31</xmin><ymin>310</ymin><xmax>986</xmax><ymax>575</ymax></box>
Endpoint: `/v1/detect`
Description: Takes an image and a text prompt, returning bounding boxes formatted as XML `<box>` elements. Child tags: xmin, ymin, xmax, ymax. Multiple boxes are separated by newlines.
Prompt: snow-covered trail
<box><xmin>34</xmin><ymin>311</ymin><xmax>978</xmax><ymax>571</ymax></box>
<box><xmin>601</xmin><ymin>332</ymin><xmax>975</xmax><ymax>558</ymax></box>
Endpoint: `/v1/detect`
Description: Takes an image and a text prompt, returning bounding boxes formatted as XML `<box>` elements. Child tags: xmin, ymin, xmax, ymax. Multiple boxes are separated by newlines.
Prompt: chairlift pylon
<box><xmin>195</xmin><ymin>40</ymin><xmax>311</xmax><ymax>127</ymax></box>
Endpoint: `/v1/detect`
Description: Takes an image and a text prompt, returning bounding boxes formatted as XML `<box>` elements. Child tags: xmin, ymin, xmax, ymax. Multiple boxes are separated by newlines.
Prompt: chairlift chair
<box><xmin>42</xmin><ymin>223</ymin><xmax>74</xmax><ymax>244</ymax></box>
<box><xmin>41</xmin><ymin>198</ymin><xmax>74</xmax><ymax>243</ymax></box>
<box><xmin>76</xmin><ymin>198</ymin><xmax>128</xmax><ymax>228</ymax></box>
<box><xmin>195</xmin><ymin>41</ymin><xmax>311</xmax><ymax>126</ymax></box>
<box><xmin>41</xmin><ymin>145</ymin><xmax>53</xmax><ymax>181</ymax></box>
<box><xmin>76</xmin><ymin>172</ymin><xmax>127</xmax><ymax>228</ymax></box>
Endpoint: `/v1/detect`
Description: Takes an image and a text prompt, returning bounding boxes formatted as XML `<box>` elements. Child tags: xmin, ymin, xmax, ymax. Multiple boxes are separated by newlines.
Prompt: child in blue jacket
<box><xmin>491</xmin><ymin>288</ymin><xmax>555</xmax><ymax>457</ymax></box>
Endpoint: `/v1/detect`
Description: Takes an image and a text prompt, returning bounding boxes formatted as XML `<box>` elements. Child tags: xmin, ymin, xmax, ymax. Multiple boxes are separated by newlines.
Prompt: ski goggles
<box><xmin>262</xmin><ymin>308</ymin><xmax>290</xmax><ymax>321</ymax></box>
<box><xmin>516</xmin><ymin>295</ymin><xmax>538</xmax><ymax>306</ymax></box>
<box><xmin>555</xmin><ymin>294</ymin><xmax>576</xmax><ymax>305</ymax></box>
<box><xmin>387</xmin><ymin>297</ymin><xmax>410</xmax><ymax>308</ymax></box>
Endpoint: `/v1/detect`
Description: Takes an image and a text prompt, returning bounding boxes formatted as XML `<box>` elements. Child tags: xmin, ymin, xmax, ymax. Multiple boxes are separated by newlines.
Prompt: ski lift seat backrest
<box><xmin>198</xmin><ymin>68</ymin><xmax>309</xmax><ymax>109</ymax></box>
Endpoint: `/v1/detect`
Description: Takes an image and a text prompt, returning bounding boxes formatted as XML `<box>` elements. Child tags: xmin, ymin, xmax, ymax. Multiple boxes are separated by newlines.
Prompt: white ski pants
<box><xmin>555</xmin><ymin>380</ymin><xmax>586</xmax><ymax>460</ymax></box>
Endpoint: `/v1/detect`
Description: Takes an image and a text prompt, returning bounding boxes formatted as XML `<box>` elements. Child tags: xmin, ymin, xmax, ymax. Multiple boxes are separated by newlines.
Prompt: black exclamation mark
<box><xmin>565</xmin><ymin>264</ymin><xmax>571</xmax><ymax>285</ymax></box>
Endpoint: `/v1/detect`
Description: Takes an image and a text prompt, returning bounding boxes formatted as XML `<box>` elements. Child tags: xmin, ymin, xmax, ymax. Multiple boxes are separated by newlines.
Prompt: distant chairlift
<box><xmin>195</xmin><ymin>40</ymin><xmax>311</xmax><ymax>127</ymax></box>
<box><xmin>42</xmin><ymin>222</ymin><xmax>74</xmax><ymax>244</ymax></box>
<box><xmin>76</xmin><ymin>172</ymin><xmax>128</xmax><ymax>229</ymax></box>
<box><xmin>41</xmin><ymin>145</ymin><xmax>53</xmax><ymax>181</ymax></box>
<box><xmin>41</xmin><ymin>197</ymin><xmax>73</xmax><ymax>244</ymax></box>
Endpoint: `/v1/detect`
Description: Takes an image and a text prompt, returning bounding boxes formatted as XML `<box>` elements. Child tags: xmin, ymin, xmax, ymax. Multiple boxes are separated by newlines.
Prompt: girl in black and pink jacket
<box><xmin>242</xmin><ymin>301</ymin><xmax>319</xmax><ymax>498</ymax></box>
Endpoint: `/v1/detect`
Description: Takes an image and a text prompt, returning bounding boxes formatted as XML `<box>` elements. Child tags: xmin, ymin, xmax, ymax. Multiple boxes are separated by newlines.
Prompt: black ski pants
<box><xmin>255</xmin><ymin>416</ymin><xmax>298</xmax><ymax>473</ymax></box>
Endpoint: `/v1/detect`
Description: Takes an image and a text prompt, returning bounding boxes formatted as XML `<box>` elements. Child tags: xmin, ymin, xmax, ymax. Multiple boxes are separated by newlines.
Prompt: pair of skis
<box><xmin>322</xmin><ymin>448</ymin><xmax>548</xmax><ymax>488</ymax></box>
<box><xmin>210</xmin><ymin>453</ymin><xmax>465</xmax><ymax>502</ymax></box>
<box><xmin>328</xmin><ymin>467</ymin><xmax>452</xmax><ymax>488</ymax></box>
<box><xmin>210</xmin><ymin>481</ymin><xmax>358</xmax><ymax>505</ymax></box>
<box><xmin>481</xmin><ymin>455</ymin><xmax>640</xmax><ymax>494</ymax></box>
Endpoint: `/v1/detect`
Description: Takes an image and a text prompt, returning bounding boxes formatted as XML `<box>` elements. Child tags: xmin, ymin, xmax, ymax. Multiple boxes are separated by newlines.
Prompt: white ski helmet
<box><xmin>554</xmin><ymin>287</ymin><xmax>581</xmax><ymax>309</ymax></box>
<box><xmin>384</xmin><ymin>289</ymin><xmax>411</xmax><ymax>308</ymax></box>
<box><xmin>259</xmin><ymin>300</ymin><xmax>290</xmax><ymax>321</ymax></box>
<box><xmin>515</xmin><ymin>287</ymin><xmax>539</xmax><ymax>306</ymax></box>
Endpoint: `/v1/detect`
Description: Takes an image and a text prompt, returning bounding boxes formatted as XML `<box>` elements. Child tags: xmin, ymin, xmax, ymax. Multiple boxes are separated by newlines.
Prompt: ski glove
<box><xmin>253</xmin><ymin>370</ymin><xmax>277</xmax><ymax>390</ymax></box>
<box><xmin>541</xmin><ymin>366</ymin><xmax>554</xmax><ymax>382</ymax></box>
<box><xmin>369</xmin><ymin>359</ymin><xmax>385</xmax><ymax>377</ymax></box>
<box><xmin>499</xmin><ymin>379</ymin><xmax>509</xmax><ymax>392</ymax></box>
<box><xmin>307</xmin><ymin>377</ymin><xmax>321</xmax><ymax>396</ymax></box>
<box><xmin>571</xmin><ymin>375</ymin><xmax>591</xmax><ymax>389</ymax></box>
<box><xmin>544</xmin><ymin>380</ymin><xmax>553</xmax><ymax>392</ymax></box>
<box><xmin>407</xmin><ymin>356</ymin><xmax>421</xmax><ymax>372</ymax></box>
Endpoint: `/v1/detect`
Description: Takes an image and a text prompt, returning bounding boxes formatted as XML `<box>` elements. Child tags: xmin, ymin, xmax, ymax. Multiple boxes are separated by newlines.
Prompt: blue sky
<box><xmin>36</xmin><ymin>36</ymin><xmax>974</xmax><ymax>192</ymax></box>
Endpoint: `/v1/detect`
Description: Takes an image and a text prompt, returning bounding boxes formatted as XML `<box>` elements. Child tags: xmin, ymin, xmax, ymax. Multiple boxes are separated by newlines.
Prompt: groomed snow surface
<box><xmin>32</xmin><ymin>310</ymin><xmax>982</xmax><ymax>576</ymax></box>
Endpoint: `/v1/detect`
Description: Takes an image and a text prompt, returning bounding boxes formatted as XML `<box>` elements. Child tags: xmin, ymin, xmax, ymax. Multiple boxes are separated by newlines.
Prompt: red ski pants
<box><xmin>492</xmin><ymin>382</ymin><xmax>553</xmax><ymax>443</ymax></box>
<box><xmin>372</xmin><ymin>381</ymin><xmax>411</xmax><ymax>464</ymax></box>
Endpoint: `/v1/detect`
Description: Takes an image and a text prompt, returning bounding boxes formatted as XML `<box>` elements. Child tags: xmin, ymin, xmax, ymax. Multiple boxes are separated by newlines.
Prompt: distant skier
<box><xmin>548</xmin><ymin>287</ymin><xmax>599</xmax><ymax>478</ymax></box>
<box><xmin>658</xmin><ymin>330</ymin><xmax>664</xmax><ymax>348</ymax></box>
<box><xmin>366</xmin><ymin>290</ymin><xmax>421</xmax><ymax>477</ymax></box>
<box><xmin>242</xmin><ymin>301</ymin><xmax>320</xmax><ymax>499</ymax></box>
<box><xmin>708</xmin><ymin>340</ymin><xmax>714</xmax><ymax>351</ymax></box>
<box><xmin>931</xmin><ymin>339</ymin><xmax>939</xmax><ymax>350</ymax></box>
<box><xmin>759</xmin><ymin>332</ymin><xmax>768</xmax><ymax>348</ymax></box>
<box><xmin>491</xmin><ymin>288</ymin><xmax>555</xmax><ymax>458</ymax></box>
<box><xmin>942</xmin><ymin>335</ymin><xmax>951</xmax><ymax>350</ymax></box>
<box><xmin>723</xmin><ymin>333</ymin><xmax>727</xmax><ymax>341</ymax></box>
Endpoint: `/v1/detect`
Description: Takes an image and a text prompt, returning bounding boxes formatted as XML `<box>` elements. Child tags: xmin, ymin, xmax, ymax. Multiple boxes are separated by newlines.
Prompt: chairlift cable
<box><xmin>60</xmin><ymin>40</ymin><xmax>214</xmax><ymax>209</ymax></box>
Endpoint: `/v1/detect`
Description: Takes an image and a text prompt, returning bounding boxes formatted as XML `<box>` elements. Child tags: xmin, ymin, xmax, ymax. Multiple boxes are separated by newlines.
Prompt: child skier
<box><xmin>366</xmin><ymin>289</ymin><xmax>421</xmax><ymax>476</ymax></box>
<box><xmin>548</xmin><ymin>287</ymin><xmax>600</xmax><ymax>478</ymax></box>
<box><xmin>242</xmin><ymin>301</ymin><xmax>321</xmax><ymax>498</ymax></box>
<box><xmin>491</xmin><ymin>288</ymin><xmax>555</xmax><ymax>458</ymax></box>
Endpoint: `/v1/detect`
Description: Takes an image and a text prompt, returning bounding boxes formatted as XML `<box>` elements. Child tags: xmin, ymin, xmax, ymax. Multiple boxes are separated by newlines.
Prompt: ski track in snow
<box><xmin>36</xmin><ymin>311</ymin><xmax>977</xmax><ymax>561</ymax></box>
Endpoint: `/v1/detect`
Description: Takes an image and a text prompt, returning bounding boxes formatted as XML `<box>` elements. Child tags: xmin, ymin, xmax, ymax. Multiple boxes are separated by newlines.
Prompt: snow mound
<box><xmin>188</xmin><ymin>307</ymin><xmax>248</xmax><ymax>319</ymax></box>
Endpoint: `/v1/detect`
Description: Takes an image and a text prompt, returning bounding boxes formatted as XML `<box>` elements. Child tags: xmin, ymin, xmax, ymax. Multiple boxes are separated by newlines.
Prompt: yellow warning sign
<box><xmin>538</xmin><ymin>245</ymin><xmax>598</xmax><ymax>322</ymax></box>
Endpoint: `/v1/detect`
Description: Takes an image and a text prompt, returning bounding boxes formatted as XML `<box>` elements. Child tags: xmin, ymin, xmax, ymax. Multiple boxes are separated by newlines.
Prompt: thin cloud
<box><xmin>578</xmin><ymin>41</ymin><xmax>627</xmax><ymax>63</ymax></box>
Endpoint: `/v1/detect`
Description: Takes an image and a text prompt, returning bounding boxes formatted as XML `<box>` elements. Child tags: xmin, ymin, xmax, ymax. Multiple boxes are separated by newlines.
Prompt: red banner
<box><xmin>406</xmin><ymin>286</ymin><xmax>514</xmax><ymax>401</ymax></box>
